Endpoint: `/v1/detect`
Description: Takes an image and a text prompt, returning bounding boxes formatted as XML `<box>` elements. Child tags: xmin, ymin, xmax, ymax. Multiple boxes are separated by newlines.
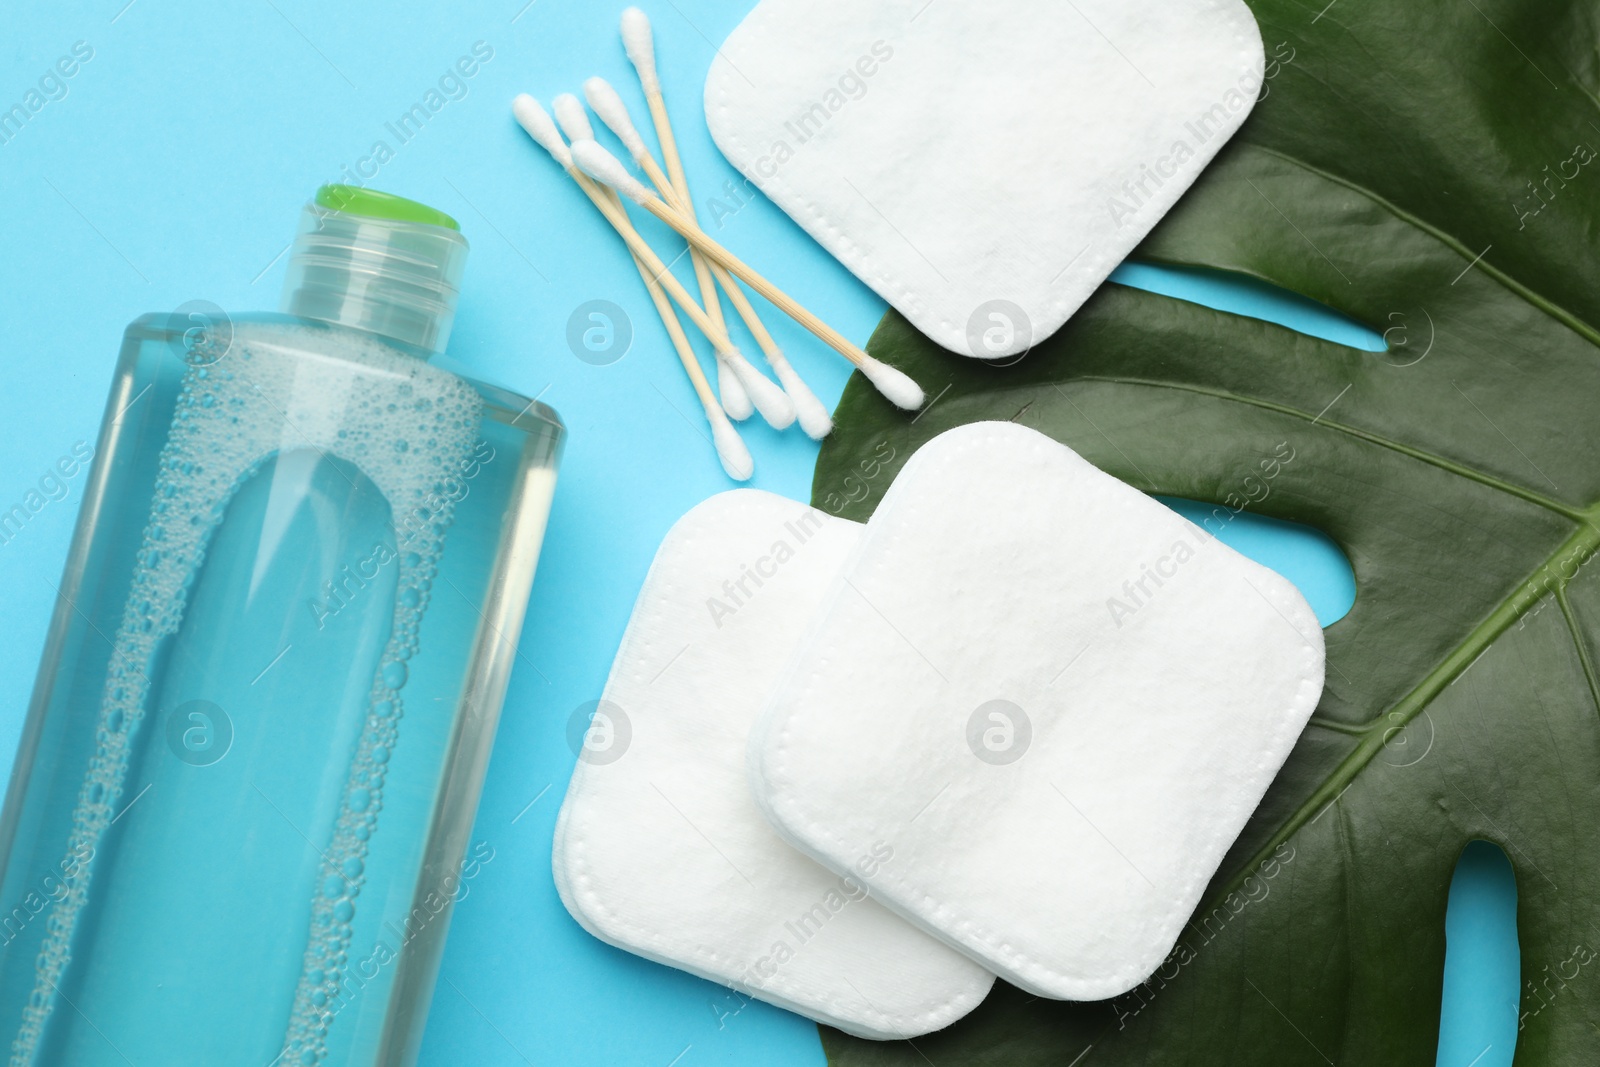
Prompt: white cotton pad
<box><xmin>705</xmin><ymin>0</ymin><xmax>1264</xmax><ymax>357</ymax></box>
<box><xmin>552</xmin><ymin>489</ymin><xmax>994</xmax><ymax>1038</ymax></box>
<box><xmin>750</xmin><ymin>423</ymin><xmax>1324</xmax><ymax>1000</ymax></box>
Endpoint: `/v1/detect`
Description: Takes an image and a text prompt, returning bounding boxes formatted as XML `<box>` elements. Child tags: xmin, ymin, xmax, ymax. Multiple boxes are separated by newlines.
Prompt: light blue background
<box><xmin>0</xmin><ymin>1</ymin><xmax>1514</xmax><ymax>1064</ymax></box>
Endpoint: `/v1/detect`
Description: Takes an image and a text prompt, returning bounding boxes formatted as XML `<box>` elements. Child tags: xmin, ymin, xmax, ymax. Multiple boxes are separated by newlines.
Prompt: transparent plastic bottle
<box><xmin>0</xmin><ymin>186</ymin><xmax>564</xmax><ymax>1066</ymax></box>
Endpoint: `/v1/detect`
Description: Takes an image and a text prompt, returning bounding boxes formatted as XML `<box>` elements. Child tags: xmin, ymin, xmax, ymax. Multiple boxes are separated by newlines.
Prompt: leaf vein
<box><xmin>1066</xmin><ymin>373</ymin><xmax>1584</xmax><ymax>518</ymax></box>
<box><xmin>1251</xmin><ymin>144</ymin><xmax>1600</xmax><ymax>352</ymax></box>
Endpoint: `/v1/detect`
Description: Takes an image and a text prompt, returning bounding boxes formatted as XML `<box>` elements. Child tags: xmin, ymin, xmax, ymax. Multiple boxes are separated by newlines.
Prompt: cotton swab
<box><xmin>618</xmin><ymin>10</ymin><xmax>696</xmax><ymax>226</ymax></box>
<box><xmin>572</xmin><ymin>139</ymin><xmax>925</xmax><ymax>410</ymax></box>
<box><xmin>584</xmin><ymin>77</ymin><xmax>832</xmax><ymax>439</ymax></box>
<box><xmin>549</xmin><ymin>97</ymin><xmax>792</xmax><ymax>431</ymax></box>
<box><xmin>620</xmin><ymin>9</ymin><xmax>664</xmax><ymax>110</ymax></box>
<box><xmin>514</xmin><ymin>95</ymin><xmax>753</xmax><ymax>479</ymax></box>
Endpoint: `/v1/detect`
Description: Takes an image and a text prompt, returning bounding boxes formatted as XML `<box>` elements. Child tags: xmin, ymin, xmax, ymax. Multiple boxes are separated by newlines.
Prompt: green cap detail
<box><xmin>315</xmin><ymin>184</ymin><xmax>460</xmax><ymax>231</ymax></box>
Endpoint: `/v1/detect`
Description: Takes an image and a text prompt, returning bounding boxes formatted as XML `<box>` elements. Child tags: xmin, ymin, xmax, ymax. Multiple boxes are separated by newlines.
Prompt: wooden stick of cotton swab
<box><xmin>572</xmin><ymin>139</ymin><xmax>925</xmax><ymax>411</ymax></box>
<box><xmin>550</xmin><ymin>95</ymin><xmax>793</xmax><ymax>430</ymax></box>
<box><xmin>584</xmin><ymin>77</ymin><xmax>833</xmax><ymax>439</ymax></box>
<box><xmin>513</xmin><ymin>95</ymin><xmax>753</xmax><ymax>479</ymax></box>
<box><xmin>619</xmin><ymin>9</ymin><xmax>694</xmax><ymax>232</ymax></box>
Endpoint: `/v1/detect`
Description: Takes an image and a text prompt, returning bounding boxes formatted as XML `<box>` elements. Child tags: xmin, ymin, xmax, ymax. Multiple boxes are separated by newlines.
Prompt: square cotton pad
<box><xmin>705</xmin><ymin>0</ymin><xmax>1264</xmax><ymax>357</ymax></box>
<box><xmin>552</xmin><ymin>489</ymin><xmax>994</xmax><ymax>1039</ymax></box>
<box><xmin>750</xmin><ymin>423</ymin><xmax>1325</xmax><ymax>1000</ymax></box>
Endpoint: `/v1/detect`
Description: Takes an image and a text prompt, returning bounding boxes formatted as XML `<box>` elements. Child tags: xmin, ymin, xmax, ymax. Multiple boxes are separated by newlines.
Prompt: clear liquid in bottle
<box><xmin>0</xmin><ymin>186</ymin><xmax>564</xmax><ymax>1067</ymax></box>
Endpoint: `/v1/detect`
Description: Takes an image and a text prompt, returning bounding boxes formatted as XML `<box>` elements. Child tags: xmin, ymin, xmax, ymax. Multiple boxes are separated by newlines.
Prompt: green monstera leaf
<box><xmin>809</xmin><ymin>0</ymin><xmax>1600</xmax><ymax>1063</ymax></box>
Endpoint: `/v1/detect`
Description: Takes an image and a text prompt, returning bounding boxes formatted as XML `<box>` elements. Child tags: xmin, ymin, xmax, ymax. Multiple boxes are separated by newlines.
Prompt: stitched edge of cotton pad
<box><xmin>551</xmin><ymin>489</ymin><xmax>995</xmax><ymax>1038</ymax></box>
<box><xmin>705</xmin><ymin>0</ymin><xmax>1266</xmax><ymax>358</ymax></box>
<box><xmin>751</xmin><ymin>423</ymin><xmax>1326</xmax><ymax>1000</ymax></box>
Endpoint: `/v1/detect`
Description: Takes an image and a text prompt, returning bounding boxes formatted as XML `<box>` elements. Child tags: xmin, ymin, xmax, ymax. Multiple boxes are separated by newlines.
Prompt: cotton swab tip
<box><xmin>551</xmin><ymin>93</ymin><xmax>595</xmax><ymax>144</ymax></box>
<box><xmin>512</xmin><ymin>94</ymin><xmax>572</xmax><ymax>168</ymax></box>
<box><xmin>711</xmin><ymin>415</ymin><xmax>755</xmax><ymax>481</ymax></box>
<box><xmin>725</xmin><ymin>351</ymin><xmax>796</xmax><ymax>430</ymax></box>
<box><xmin>860</xmin><ymin>358</ymin><xmax>926</xmax><ymax>411</ymax></box>
<box><xmin>716</xmin><ymin>356</ymin><xmax>754</xmax><ymax>421</ymax></box>
<box><xmin>620</xmin><ymin>8</ymin><xmax>660</xmax><ymax>95</ymax></box>
<box><xmin>769</xmin><ymin>357</ymin><xmax>833</xmax><ymax>439</ymax></box>
<box><xmin>571</xmin><ymin>140</ymin><xmax>653</xmax><ymax>205</ymax></box>
<box><xmin>584</xmin><ymin>77</ymin><xmax>650</xmax><ymax>162</ymax></box>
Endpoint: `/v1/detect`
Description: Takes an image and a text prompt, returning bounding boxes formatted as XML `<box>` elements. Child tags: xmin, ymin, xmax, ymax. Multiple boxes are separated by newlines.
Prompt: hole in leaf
<box><xmin>1110</xmin><ymin>262</ymin><xmax>1388</xmax><ymax>353</ymax></box>
<box><xmin>1437</xmin><ymin>841</ymin><xmax>1519</xmax><ymax>1067</ymax></box>
<box><xmin>1156</xmin><ymin>498</ymin><xmax>1356</xmax><ymax>626</ymax></box>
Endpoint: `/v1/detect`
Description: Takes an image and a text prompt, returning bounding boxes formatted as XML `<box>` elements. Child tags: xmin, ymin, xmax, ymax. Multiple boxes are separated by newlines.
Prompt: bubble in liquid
<box><xmin>380</xmin><ymin>661</ymin><xmax>407</xmax><ymax>689</ymax></box>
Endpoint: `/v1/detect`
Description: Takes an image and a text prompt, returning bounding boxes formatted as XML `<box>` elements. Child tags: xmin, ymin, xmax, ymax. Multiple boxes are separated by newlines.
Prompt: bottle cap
<box><xmin>281</xmin><ymin>185</ymin><xmax>469</xmax><ymax>354</ymax></box>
